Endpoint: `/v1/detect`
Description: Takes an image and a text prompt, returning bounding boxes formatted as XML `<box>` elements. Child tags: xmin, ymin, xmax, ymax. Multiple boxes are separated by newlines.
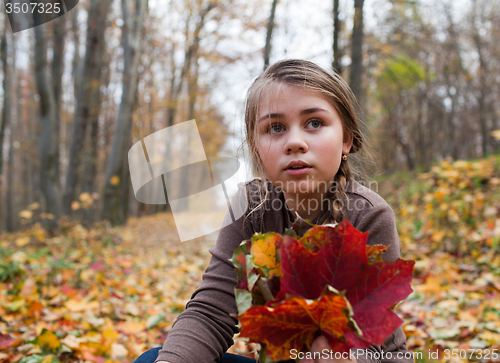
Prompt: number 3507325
<box><xmin>444</xmin><ymin>349</ymin><xmax>498</xmax><ymax>360</ymax></box>
<box><xmin>5</xmin><ymin>2</ymin><xmax>62</xmax><ymax>14</ymax></box>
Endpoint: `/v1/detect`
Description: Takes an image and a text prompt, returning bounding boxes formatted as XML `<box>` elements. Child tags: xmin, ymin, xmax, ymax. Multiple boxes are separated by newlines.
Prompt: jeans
<box><xmin>134</xmin><ymin>347</ymin><xmax>257</xmax><ymax>363</ymax></box>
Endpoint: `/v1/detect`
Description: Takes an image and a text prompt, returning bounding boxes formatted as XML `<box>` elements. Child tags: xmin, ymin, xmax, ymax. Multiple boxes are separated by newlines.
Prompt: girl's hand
<box><xmin>299</xmin><ymin>336</ymin><xmax>357</xmax><ymax>363</ymax></box>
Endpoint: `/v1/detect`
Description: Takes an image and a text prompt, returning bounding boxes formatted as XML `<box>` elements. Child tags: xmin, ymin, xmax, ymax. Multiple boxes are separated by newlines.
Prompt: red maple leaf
<box><xmin>280</xmin><ymin>218</ymin><xmax>415</xmax><ymax>346</ymax></box>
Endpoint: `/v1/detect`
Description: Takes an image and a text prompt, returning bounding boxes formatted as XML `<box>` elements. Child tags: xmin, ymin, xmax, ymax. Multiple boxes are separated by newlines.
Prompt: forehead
<box><xmin>258</xmin><ymin>83</ymin><xmax>331</xmax><ymax>113</ymax></box>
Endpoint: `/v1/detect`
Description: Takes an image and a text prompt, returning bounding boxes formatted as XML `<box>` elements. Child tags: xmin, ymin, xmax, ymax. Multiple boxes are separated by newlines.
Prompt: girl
<box><xmin>135</xmin><ymin>59</ymin><xmax>414</xmax><ymax>363</ymax></box>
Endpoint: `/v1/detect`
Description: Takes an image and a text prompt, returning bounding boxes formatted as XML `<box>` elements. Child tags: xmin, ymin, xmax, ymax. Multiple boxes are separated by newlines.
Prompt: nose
<box><xmin>283</xmin><ymin>126</ymin><xmax>308</xmax><ymax>154</ymax></box>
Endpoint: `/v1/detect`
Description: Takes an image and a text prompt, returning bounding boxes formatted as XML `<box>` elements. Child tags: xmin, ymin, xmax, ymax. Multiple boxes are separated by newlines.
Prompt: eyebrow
<box><xmin>259</xmin><ymin>107</ymin><xmax>330</xmax><ymax>122</ymax></box>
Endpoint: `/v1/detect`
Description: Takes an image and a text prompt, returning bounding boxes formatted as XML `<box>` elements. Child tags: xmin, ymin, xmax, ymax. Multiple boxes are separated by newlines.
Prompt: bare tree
<box><xmin>350</xmin><ymin>0</ymin><xmax>364</xmax><ymax>103</ymax></box>
<box><xmin>33</xmin><ymin>16</ymin><xmax>62</xmax><ymax>232</ymax></box>
<box><xmin>0</xmin><ymin>19</ymin><xmax>13</xmax><ymax>231</ymax></box>
<box><xmin>101</xmin><ymin>0</ymin><xmax>148</xmax><ymax>225</ymax></box>
<box><xmin>264</xmin><ymin>0</ymin><xmax>279</xmax><ymax>70</ymax></box>
<box><xmin>471</xmin><ymin>0</ymin><xmax>490</xmax><ymax>157</ymax></box>
<box><xmin>166</xmin><ymin>2</ymin><xmax>217</xmax><ymax>128</ymax></box>
<box><xmin>64</xmin><ymin>0</ymin><xmax>113</xmax><ymax>216</ymax></box>
<box><xmin>332</xmin><ymin>0</ymin><xmax>342</xmax><ymax>74</ymax></box>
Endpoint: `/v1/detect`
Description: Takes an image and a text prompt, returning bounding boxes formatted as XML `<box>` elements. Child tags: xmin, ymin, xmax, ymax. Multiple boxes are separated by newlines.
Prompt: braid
<box><xmin>312</xmin><ymin>157</ymin><xmax>352</xmax><ymax>225</ymax></box>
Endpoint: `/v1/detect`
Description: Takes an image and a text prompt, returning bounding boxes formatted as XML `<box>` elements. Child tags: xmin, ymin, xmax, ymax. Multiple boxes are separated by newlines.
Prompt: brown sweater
<box><xmin>155</xmin><ymin>178</ymin><xmax>414</xmax><ymax>363</ymax></box>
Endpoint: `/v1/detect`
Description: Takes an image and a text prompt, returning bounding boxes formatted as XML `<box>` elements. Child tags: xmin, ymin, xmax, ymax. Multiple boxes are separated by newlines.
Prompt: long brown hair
<box><xmin>241</xmin><ymin>59</ymin><xmax>370</xmax><ymax>227</ymax></box>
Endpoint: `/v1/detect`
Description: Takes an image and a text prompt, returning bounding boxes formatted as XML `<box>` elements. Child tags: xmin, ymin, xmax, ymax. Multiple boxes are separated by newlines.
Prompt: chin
<box><xmin>283</xmin><ymin>181</ymin><xmax>317</xmax><ymax>195</ymax></box>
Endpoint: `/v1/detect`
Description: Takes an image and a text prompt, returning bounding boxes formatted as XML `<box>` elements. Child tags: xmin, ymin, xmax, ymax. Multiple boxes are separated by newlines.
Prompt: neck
<box><xmin>283</xmin><ymin>191</ymin><xmax>328</xmax><ymax>222</ymax></box>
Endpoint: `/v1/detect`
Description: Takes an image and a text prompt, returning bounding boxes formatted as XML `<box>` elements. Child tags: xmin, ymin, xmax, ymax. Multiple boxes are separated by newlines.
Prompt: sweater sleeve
<box><xmin>349</xmin><ymin>201</ymin><xmax>415</xmax><ymax>363</ymax></box>
<box><xmin>154</xmin><ymin>183</ymin><xmax>252</xmax><ymax>363</ymax></box>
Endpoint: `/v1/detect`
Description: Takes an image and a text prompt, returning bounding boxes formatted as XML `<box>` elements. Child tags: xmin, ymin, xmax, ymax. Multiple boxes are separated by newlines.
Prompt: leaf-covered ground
<box><xmin>377</xmin><ymin>154</ymin><xmax>500</xmax><ymax>362</ymax></box>
<box><xmin>0</xmin><ymin>154</ymin><xmax>499</xmax><ymax>363</ymax></box>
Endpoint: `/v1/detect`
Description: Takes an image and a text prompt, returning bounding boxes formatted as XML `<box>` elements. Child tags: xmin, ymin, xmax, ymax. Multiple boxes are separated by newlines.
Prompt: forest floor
<box><xmin>0</xmin><ymin>154</ymin><xmax>499</xmax><ymax>363</ymax></box>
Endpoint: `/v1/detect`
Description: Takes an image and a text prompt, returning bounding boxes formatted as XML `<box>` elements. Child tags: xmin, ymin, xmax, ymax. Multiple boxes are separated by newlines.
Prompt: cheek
<box><xmin>256</xmin><ymin>138</ymin><xmax>278</xmax><ymax>158</ymax></box>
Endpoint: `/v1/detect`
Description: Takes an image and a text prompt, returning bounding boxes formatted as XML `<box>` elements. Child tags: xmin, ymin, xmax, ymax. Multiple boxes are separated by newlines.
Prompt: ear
<box><xmin>342</xmin><ymin>131</ymin><xmax>354</xmax><ymax>154</ymax></box>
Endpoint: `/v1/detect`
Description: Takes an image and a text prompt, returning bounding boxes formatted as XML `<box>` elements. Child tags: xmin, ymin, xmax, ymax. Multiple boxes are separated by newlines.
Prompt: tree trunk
<box><xmin>165</xmin><ymin>43</ymin><xmax>177</xmax><ymax>129</ymax></box>
<box><xmin>70</xmin><ymin>6</ymin><xmax>82</xmax><ymax>98</ymax></box>
<box><xmin>0</xmin><ymin>22</ymin><xmax>14</xmax><ymax>231</ymax></box>
<box><xmin>166</xmin><ymin>3</ymin><xmax>216</xmax><ymax>128</ymax></box>
<box><xmin>0</xmin><ymin>22</ymin><xmax>13</xmax><ymax>232</ymax></box>
<box><xmin>162</xmin><ymin>3</ymin><xmax>216</xmax><ymax>213</ymax></box>
<box><xmin>332</xmin><ymin>0</ymin><xmax>341</xmax><ymax>74</ymax></box>
<box><xmin>473</xmin><ymin>32</ymin><xmax>488</xmax><ymax>157</ymax></box>
<box><xmin>264</xmin><ymin>0</ymin><xmax>279</xmax><ymax>71</ymax></box>
<box><xmin>350</xmin><ymin>0</ymin><xmax>364</xmax><ymax>104</ymax></box>
<box><xmin>51</xmin><ymin>17</ymin><xmax>66</xmax><ymax>208</ymax></box>
<box><xmin>34</xmin><ymin>19</ymin><xmax>62</xmax><ymax>232</ymax></box>
<box><xmin>64</xmin><ymin>0</ymin><xmax>113</xmax><ymax>216</ymax></box>
<box><xmin>6</xmin><ymin>126</ymin><xmax>15</xmax><ymax>232</ymax></box>
<box><xmin>101</xmin><ymin>0</ymin><xmax>148</xmax><ymax>225</ymax></box>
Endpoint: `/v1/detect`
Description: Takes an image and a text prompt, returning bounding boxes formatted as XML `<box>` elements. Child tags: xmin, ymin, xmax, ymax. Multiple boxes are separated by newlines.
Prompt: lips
<box><xmin>285</xmin><ymin>160</ymin><xmax>311</xmax><ymax>170</ymax></box>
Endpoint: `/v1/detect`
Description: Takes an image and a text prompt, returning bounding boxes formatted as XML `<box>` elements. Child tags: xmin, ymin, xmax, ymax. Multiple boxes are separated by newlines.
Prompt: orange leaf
<box><xmin>366</xmin><ymin>244</ymin><xmax>389</xmax><ymax>262</ymax></box>
<box><xmin>239</xmin><ymin>289</ymin><xmax>355</xmax><ymax>361</ymax></box>
<box><xmin>36</xmin><ymin>329</ymin><xmax>61</xmax><ymax>353</ymax></box>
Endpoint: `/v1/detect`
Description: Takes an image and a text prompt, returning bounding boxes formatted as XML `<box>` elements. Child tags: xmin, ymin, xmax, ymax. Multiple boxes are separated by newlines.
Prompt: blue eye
<box><xmin>267</xmin><ymin>123</ymin><xmax>284</xmax><ymax>134</ymax></box>
<box><xmin>308</xmin><ymin>119</ymin><xmax>324</xmax><ymax>129</ymax></box>
<box><xmin>265</xmin><ymin>119</ymin><xmax>324</xmax><ymax>134</ymax></box>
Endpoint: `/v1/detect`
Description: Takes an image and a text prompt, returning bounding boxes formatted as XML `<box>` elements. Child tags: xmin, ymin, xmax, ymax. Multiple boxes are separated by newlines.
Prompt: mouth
<box><xmin>286</xmin><ymin>166</ymin><xmax>309</xmax><ymax>170</ymax></box>
<box><xmin>285</xmin><ymin>160</ymin><xmax>312</xmax><ymax>170</ymax></box>
<box><xmin>285</xmin><ymin>166</ymin><xmax>312</xmax><ymax>175</ymax></box>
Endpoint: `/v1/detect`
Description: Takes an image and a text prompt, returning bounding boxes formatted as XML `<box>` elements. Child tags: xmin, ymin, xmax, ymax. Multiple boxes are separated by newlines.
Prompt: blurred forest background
<box><xmin>0</xmin><ymin>0</ymin><xmax>500</xmax><ymax>362</ymax></box>
<box><xmin>0</xmin><ymin>0</ymin><xmax>498</xmax><ymax>233</ymax></box>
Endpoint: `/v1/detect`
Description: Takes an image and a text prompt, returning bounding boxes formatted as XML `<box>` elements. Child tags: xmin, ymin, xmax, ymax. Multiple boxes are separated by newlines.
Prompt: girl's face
<box><xmin>255</xmin><ymin>83</ymin><xmax>353</xmax><ymax>199</ymax></box>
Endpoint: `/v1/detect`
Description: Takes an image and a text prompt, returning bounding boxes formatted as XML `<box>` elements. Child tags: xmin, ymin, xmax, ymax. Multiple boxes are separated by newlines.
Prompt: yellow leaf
<box><xmin>480</xmin><ymin>330</ymin><xmax>500</xmax><ymax>343</ymax></box>
<box><xmin>41</xmin><ymin>354</ymin><xmax>58</xmax><ymax>363</ymax></box>
<box><xmin>252</xmin><ymin>237</ymin><xmax>276</xmax><ymax>269</ymax></box>
<box><xmin>33</xmin><ymin>226</ymin><xmax>46</xmax><ymax>241</ymax></box>
<box><xmin>111</xmin><ymin>343</ymin><xmax>128</xmax><ymax>360</ymax></box>
<box><xmin>490</xmin><ymin>129</ymin><xmax>500</xmax><ymax>140</ymax></box>
<box><xmin>117</xmin><ymin>321</ymin><xmax>145</xmax><ymax>334</ymax></box>
<box><xmin>15</xmin><ymin>237</ymin><xmax>30</xmax><ymax>247</ymax></box>
<box><xmin>71</xmin><ymin>201</ymin><xmax>81</xmax><ymax>211</ymax></box>
<box><xmin>28</xmin><ymin>202</ymin><xmax>40</xmax><ymax>210</ymax></box>
<box><xmin>27</xmin><ymin>345</ymin><xmax>42</xmax><ymax>355</ymax></box>
<box><xmin>79</xmin><ymin>192</ymin><xmax>94</xmax><ymax>208</ymax></box>
<box><xmin>35</xmin><ymin>321</ymin><xmax>49</xmax><ymax>336</ymax></box>
<box><xmin>110</xmin><ymin>175</ymin><xmax>120</xmax><ymax>185</ymax></box>
<box><xmin>417</xmin><ymin>275</ymin><xmax>442</xmax><ymax>296</ymax></box>
<box><xmin>431</xmin><ymin>229</ymin><xmax>446</xmax><ymax>242</ymax></box>
<box><xmin>37</xmin><ymin>329</ymin><xmax>61</xmax><ymax>353</ymax></box>
<box><xmin>60</xmin><ymin>335</ymin><xmax>84</xmax><ymax>349</ymax></box>
<box><xmin>125</xmin><ymin>335</ymin><xmax>146</xmax><ymax>357</ymax></box>
<box><xmin>40</xmin><ymin>213</ymin><xmax>55</xmax><ymax>220</ymax></box>
<box><xmin>21</xmin><ymin>278</ymin><xmax>37</xmax><ymax>299</ymax></box>
<box><xmin>103</xmin><ymin>328</ymin><xmax>119</xmax><ymax>345</ymax></box>
<box><xmin>11</xmin><ymin>251</ymin><xmax>27</xmax><ymax>262</ymax></box>
<box><xmin>124</xmin><ymin>302</ymin><xmax>140</xmax><ymax>316</ymax></box>
<box><xmin>64</xmin><ymin>299</ymin><xmax>99</xmax><ymax>312</ymax></box>
<box><xmin>19</xmin><ymin>210</ymin><xmax>33</xmax><ymax>219</ymax></box>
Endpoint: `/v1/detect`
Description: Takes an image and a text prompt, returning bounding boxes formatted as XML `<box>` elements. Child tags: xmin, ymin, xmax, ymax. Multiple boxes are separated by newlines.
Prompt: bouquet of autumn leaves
<box><xmin>230</xmin><ymin>214</ymin><xmax>415</xmax><ymax>362</ymax></box>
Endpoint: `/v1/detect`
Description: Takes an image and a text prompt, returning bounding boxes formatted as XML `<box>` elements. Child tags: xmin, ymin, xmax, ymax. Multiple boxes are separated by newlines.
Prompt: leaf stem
<box><xmin>256</xmin><ymin>278</ymin><xmax>274</xmax><ymax>302</ymax></box>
